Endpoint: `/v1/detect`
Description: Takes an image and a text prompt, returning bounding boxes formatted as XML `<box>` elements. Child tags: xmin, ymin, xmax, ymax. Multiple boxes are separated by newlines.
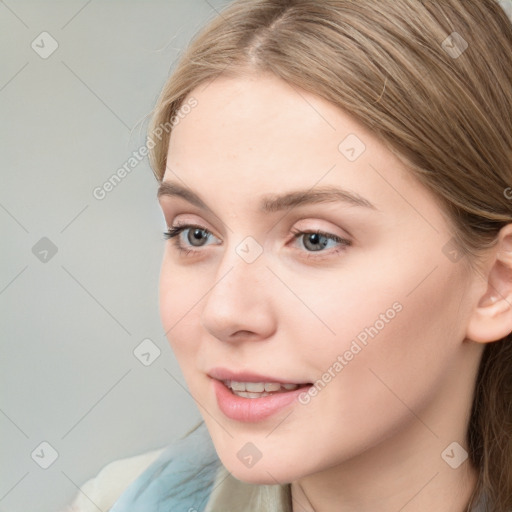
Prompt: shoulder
<box><xmin>59</xmin><ymin>447</ymin><xmax>167</xmax><ymax>512</ymax></box>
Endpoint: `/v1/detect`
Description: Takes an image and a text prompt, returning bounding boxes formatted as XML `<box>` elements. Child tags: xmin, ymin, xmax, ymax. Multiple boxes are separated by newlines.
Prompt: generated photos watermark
<box><xmin>92</xmin><ymin>97</ymin><xmax>198</xmax><ymax>200</ymax></box>
<box><xmin>299</xmin><ymin>301</ymin><xmax>403</xmax><ymax>405</ymax></box>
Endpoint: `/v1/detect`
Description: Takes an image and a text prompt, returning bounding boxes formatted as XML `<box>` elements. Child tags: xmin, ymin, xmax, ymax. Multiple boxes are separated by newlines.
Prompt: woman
<box><xmin>64</xmin><ymin>0</ymin><xmax>512</xmax><ymax>511</ymax></box>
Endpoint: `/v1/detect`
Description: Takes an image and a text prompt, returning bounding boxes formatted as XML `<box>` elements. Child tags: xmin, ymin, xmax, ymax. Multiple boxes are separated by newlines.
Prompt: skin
<box><xmin>157</xmin><ymin>72</ymin><xmax>512</xmax><ymax>512</ymax></box>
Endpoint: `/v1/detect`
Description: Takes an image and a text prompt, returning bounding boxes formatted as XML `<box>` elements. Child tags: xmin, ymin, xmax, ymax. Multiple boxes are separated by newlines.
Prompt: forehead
<box><xmin>169</xmin><ymin>72</ymin><xmax>347</xmax><ymax>161</ymax></box>
<box><xmin>164</xmin><ymin>73</ymin><xmax>442</xmax><ymax>224</ymax></box>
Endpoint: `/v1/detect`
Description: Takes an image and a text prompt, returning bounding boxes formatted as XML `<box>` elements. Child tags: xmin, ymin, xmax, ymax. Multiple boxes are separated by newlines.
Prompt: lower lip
<box><xmin>211</xmin><ymin>379</ymin><xmax>311</xmax><ymax>423</ymax></box>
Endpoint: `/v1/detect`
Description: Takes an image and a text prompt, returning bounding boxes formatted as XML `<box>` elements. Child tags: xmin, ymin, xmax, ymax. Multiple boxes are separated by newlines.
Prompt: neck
<box><xmin>291</xmin><ymin>439</ymin><xmax>479</xmax><ymax>512</ymax></box>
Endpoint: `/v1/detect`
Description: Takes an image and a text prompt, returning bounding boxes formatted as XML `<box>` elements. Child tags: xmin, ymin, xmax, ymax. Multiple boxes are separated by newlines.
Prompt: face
<box><xmin>157</xmin><ymin>73</ymin><xmax>481</xmax><ymax>484</ymax></box>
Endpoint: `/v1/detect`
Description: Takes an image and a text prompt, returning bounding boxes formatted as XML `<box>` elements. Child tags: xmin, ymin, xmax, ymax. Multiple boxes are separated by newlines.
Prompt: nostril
<box><xmin>230</xmin><ymin>330</ymin><xmax>257</xmax><ymax>338</ymax></box>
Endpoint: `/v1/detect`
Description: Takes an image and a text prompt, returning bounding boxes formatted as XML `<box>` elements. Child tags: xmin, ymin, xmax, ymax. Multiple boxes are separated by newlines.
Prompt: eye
<box><xmin>163</xmin><ymin>223</ymin><xmax>220</xmax><ymax>253</ymax></box>
<box><xmin>291</xmin><ymin>228</ymin><xmax>351</xmax><ymax>255</ymax></box>
<box><xmin>163</xmin><ymin>224</ymin><xmax>351</xmax><ymax>259</ymax></box>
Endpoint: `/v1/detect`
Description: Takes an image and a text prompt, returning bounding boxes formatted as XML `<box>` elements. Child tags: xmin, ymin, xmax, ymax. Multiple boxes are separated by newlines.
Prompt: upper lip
<box><xmin>208</xmin><ymin>367</ymin><xmax>311</xmax><ymax>385</ymax></box>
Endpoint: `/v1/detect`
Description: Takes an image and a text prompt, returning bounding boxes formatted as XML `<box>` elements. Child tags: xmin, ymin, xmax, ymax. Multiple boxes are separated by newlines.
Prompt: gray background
<box><xmin>0</xmin><ymin>1</ymin><xmax>230</xmax><ymax>510</ymax></box>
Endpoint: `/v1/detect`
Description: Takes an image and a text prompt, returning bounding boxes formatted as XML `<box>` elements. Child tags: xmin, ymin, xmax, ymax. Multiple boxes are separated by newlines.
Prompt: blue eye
<box><xmin>163</xmin><ymin>224</ymin><xmax>351</xmax><ymax>258</ymax></box>
<box><xmin>291</xmin><ymin>229</ymin><xmax>351</xmax><ymax>254</ymax></box>
<box><xmin>163</xmin><ymin>224</ymin><xmax>219</xmax><ymax>252</ymax></box>
<box><xmin>295</xmin><ymin>231</ymin><xmax>341</xmax><ymax>251</ymax></box>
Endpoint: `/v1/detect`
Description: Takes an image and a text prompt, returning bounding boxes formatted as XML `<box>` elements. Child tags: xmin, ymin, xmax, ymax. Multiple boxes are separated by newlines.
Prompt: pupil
<box><xmin>305</xmin><ymin>233</ymin><xmax>327</xmax><ymax>251</ymax></box>
<box><xmin>188</xmin><ymin>228</ymin><xmax>207</xmax><ymax>246</ymax></box>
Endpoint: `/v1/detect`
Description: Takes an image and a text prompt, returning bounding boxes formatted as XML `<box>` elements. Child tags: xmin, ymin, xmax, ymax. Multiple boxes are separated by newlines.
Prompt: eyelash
<box><xmin>163</xmin><ymin>223</ymin><xmax>351</xmax><ymax>259</ymax></box>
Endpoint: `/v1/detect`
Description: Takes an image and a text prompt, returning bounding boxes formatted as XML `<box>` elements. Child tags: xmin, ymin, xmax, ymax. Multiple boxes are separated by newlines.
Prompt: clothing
<box><xmin>63</xmin><ymin>421</ymin><xmax>487</xmax><ymax>512</ymax></box>
<box><xmin>499</xmin><ymin>0</ymin><xmax>512</xmax><ymax>20</ymax></box>
<box><xmin>59</xmin><ymin>447</ymin><xmax>166</xmax><ymax>512</ymax></box>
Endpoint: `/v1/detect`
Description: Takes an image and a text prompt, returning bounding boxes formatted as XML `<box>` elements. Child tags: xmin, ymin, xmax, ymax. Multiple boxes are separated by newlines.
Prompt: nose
<box><xmin>200</xmin><ymin>251</ymin><xmax>276</xmax><ymax>343</ymax></box>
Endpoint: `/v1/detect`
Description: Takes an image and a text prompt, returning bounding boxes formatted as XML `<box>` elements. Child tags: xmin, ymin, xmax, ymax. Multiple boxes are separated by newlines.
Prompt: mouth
<box><xmin>221</xmin><ymin>379</ymin><xmax>312</xmax><ymax>398</ymax></box>
<box><xmin>210</xmin><ymin>376</ymin><xmax>314</xmax><ymax>422</ymax></box>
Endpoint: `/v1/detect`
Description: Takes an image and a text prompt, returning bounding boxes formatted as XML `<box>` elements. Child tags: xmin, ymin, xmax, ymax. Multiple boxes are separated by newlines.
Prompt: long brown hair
<box><xmin>147</xmin><ymin>1</ymin><xmax>512</xmax><ymax>510</ymax></box>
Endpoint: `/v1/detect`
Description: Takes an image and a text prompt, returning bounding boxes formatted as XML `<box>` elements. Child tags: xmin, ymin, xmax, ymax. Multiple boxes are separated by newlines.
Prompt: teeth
<box><xmin>246</xmin><ymin>382</ymin><xmax>265</xmax><ymax>392</ymax></box>
<box><xmin>230</xmin><ymin>381</ymin><xmax>246</xmax><ymax>391</ymax></box>
<box><xmin>224</xmin><ymin>380</ymin><xmax>301</xmax><ymax>396</ymax></box>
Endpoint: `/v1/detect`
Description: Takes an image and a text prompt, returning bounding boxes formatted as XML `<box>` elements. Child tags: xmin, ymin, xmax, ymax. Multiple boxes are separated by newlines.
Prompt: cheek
<box><xmin>295</xmin><ymin>239</ymin><xmax>465</xmax><ymax>369</ymax></box>
<box><xmin>276</xmin><ymin>260</ymin><xmax>404</xmax><ymax>370</ymax></box>
<box><xmin>259</xmin><ymin>315</ymin><xmax>448</xmax><ymax>476</ymax></box>
<box><xmin>290</xmin><ymin>259</ymin><xmax>466</xmax><ymax>447</ymax></box>
<box><xmin>159</xmin><ymin>263</ymin><xmax>178</xmax><ymax>335</ymax></box>
<box><xmin>159</xmin><ymin>259</ymin><xmax>203</xmax><ymax>352</ymax></box>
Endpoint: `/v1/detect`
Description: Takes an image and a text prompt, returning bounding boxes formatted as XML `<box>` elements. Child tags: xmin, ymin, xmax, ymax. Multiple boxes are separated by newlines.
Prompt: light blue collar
<box><xmin>110</xmin><ymin>421</ymin><xmax>221</xmax><ymax>511</ymax></box>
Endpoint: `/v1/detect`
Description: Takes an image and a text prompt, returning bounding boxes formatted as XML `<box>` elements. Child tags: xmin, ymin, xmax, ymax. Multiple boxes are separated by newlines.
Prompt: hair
<box><xmin>147</xmin><ymin>1</ymin><xmax>512</xmax><ymax>510</ymax></box>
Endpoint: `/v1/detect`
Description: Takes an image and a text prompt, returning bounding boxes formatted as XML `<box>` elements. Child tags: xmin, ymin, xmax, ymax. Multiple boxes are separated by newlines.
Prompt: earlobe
<box><xmin>465</xmin><ymin>224</ymin><xmax>512</xmax><ymax>344</ymax></box>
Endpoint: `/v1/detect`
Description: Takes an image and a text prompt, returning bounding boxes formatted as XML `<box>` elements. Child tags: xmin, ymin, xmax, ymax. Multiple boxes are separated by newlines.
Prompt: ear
<box><xmin>466</xmin><ymin>223</ymin><xmax>512</xmax><ymax>343</ymax></box>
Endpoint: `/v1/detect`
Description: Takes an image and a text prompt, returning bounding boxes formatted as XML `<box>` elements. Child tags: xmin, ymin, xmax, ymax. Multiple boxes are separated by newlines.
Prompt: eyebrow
<box><xmin>157</xmin><ymin>181</ymin><xmax>377</xmax><ymax>213</ymax></box>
